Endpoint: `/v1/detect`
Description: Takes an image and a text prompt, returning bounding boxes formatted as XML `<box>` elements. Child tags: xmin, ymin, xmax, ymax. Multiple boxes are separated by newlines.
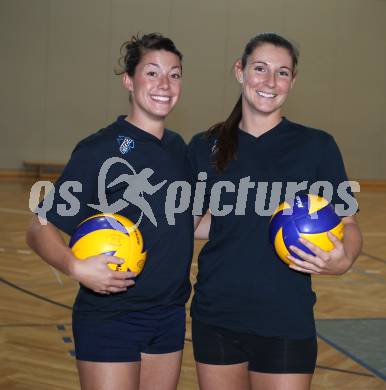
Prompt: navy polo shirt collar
<box><xmin>115</xmin><ymin>115</ymin><xmax>166</xmax><ymax>144</ymax></box>
<box><xmin>238</xmin><ymin>117</ymin><xmax>288</xmax><ymax>141</ymax></box>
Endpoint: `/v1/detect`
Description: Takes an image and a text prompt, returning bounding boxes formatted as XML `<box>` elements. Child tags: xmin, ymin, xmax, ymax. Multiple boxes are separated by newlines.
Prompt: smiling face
<box><xmin>123</xmin><ymin>49</ymin><xmax>182</xmax><ymax>122</ymax></box>
<box><xmin>235</xmin><ymin>43</ymin><xmax>296</xmax><ymax>119</ymax></box>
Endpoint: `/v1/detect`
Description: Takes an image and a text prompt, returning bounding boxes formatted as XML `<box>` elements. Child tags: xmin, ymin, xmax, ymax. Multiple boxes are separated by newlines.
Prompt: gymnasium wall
<box><xmin>0</xmin><ymin>0</ymin><xmax>385</xmax><ymax>179</ymax></box>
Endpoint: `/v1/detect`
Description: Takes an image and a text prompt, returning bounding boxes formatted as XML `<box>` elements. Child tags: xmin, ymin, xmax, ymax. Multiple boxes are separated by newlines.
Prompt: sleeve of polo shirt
<box><xmin>316</xmin><ymin>134</ymin><xmax>358</xmax><ymax>215</ymax></box>
<box><xmin>36</xmin><ymin>141</ymin><xmax>99</xmax><ymax>236</ymax></box>
<box><xmin>187</xmin><ymin>134</ymin><xmax>210</xmax><ymax>216</ymax></box>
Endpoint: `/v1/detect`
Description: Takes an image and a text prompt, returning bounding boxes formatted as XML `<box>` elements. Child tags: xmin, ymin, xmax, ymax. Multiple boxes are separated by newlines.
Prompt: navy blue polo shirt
<box><xmin>188</xmin><ymin>118</ymin><xmax>353</xmax><ymax>338</ymax></box>
<box><xmin>42</xmin><ymin>115</ymin><xmax>193</xmax><ymax>319</ymax></box>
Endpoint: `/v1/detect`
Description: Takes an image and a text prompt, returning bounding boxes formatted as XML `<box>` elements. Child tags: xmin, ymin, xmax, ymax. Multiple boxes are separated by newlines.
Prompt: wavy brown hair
<box><xmin>116</xmin><ymin>32</ymin><xmax>182</xmax><ymax>77</ymax></box>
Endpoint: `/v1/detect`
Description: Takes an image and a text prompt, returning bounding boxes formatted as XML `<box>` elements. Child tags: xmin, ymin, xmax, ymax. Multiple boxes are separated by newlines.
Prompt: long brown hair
<box><xmin>210</xmin><ymin>33</ymin><xmax>299</xmax><ymax>172</ymax></box>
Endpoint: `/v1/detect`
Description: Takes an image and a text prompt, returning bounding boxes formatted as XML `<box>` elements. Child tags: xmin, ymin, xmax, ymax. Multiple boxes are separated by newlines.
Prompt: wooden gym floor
<box><xmin>0</xmin><ymin>178</ymin><xmax>385</xmax><ymax>389</ymax></box>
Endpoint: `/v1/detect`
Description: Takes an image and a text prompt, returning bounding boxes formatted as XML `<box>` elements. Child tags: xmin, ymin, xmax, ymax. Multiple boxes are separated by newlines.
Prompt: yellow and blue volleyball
<box><xmin>69</xmin><ymin>213</ymin><xmax>147</xmax><ymax>273</ymax></box>
<box><xmin>269</xmin><ymin>194</ymin><xmax>343</xmax><ymax>265</ymax></box>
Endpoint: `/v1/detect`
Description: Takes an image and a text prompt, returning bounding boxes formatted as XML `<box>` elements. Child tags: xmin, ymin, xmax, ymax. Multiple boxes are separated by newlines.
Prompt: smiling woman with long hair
<box><xmin>189</xmin><ymin>32</ymin><xmax>362</xmax><ymax>390</ymax></box>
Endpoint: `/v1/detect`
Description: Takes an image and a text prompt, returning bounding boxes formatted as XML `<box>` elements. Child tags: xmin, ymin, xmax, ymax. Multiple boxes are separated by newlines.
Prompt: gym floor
<box><xmin>0</xmin><ymin>178</ymin><xmax>385</xmax><ymax>389</ymax></box>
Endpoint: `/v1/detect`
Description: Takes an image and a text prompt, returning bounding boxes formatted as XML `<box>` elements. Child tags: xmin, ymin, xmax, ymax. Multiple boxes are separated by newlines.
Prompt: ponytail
<box><xmin>209</xmin><ymin>95</ymin><xmax>242</xmax><ymax>172</ymax></box>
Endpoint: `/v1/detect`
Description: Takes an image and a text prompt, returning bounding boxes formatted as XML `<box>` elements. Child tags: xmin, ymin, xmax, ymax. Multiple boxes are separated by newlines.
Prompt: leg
<box><xmin>249</xmin><ymin>372</ymin><xmax>312</xmax><ymax>390</ymax></box>
<box><xmin>77</xmin><ymin>360</ymin><xmax>140</xmax><ymax>390</ymax></box>
<box><xmin>139</xmin><ymin>350</ymin><xmax>183</xmax><ymax>390</ymax></box>
<box><xmin>247</xmin><ymin>335</ymin><xmax>316</xmax><ymax>390</ymax></box>
<box><xmin>72</xmin><ymin>309</ymin><xmax>154</xmax><ymax>390</ymax></box>
<box><xmin>196</xmin><ymin>362</ymin><xmax>250</xmax><ymax>390</ymax></box>
<box><xmin>192</xmin><ymin>319</ymin><xmax>251</xmax><ymax>390</ymax></box>
<box><xmin>139</xmin><ymin>306</ymin><xmax>186</xmax><ymax>390</ymax></box>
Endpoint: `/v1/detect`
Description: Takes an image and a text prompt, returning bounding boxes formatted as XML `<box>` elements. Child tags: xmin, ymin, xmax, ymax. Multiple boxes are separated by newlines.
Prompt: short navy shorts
<box><xmin>192</xmin><ymin>319</ymin><xmax>317</xmax><ymax>373</ymax></box>
<box><xmin>72</xmin><ymin>306</ymin><xmax>186</xmax><ymax>362</ymax></box>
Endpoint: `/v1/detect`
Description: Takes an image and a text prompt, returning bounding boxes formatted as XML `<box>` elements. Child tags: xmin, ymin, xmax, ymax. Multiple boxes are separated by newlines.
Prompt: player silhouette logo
<box><xmin>108</xmin><ymin>168</ymin><xmax>166</xmax><ymax>227</ymax></box>
<box><xmin>88</xmin><ymin>157</ymin><xmax>166</xmax><ymax>227</ymax></box>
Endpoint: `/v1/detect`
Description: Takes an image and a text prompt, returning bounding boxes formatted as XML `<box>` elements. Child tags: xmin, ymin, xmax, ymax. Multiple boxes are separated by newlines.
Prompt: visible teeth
<box><xmin>151</xmin><ymin>95</ymin><xmax>171</xmax><ymax>102</ymax></box>
<box><xmin>257</xmin><ymin>91</ymin><xmax>276</xmax><ymax>98</ymax></box>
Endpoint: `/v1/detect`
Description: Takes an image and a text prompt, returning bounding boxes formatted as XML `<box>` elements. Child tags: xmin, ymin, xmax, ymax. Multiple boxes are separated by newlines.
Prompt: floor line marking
<box><xmin>316</xmin><ymin>332</ymin><xmax>386</xmax><ymax>381</ymax></box>
<box><xmin>361</xmin><ymin>252</ymin><xmax>386</xmax><ymax>265</ymax></box>
<box><xmin>316</xmin><ymin>365</ymin><xmax>374</xmax><ymax>377</ymax></box>
<box><xmin>0</xmin><ymin>277</ymin><xmax>71</xmax><ymax>310</ymax></box>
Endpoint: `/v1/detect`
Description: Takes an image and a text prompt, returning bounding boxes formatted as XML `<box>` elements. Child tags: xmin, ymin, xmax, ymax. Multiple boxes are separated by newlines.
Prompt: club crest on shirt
<box><xmin>117</xmin><ymin>136</ymin><xmax>135</xmax><ymax>155</ymax></box>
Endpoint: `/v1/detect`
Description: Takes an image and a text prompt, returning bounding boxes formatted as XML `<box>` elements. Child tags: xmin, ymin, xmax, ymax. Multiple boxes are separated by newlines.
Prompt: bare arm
<box><xmin>340</xmin><ymin>215</ymin><xmax>362</xmax><ymax>267</ymax></box>
<box><xmin>26</xmin><ymin>215</ymin><xmax>136</xmax><ymax>293</ymax></box>
<box><xmin>288</xmin><ymin>215</ymin><xmax>362</xmax><ymax>275</ymax></box>
<box><xmin>26</xmin><ymin>215</ymin><xmax>76</xmax><ymax>276</ymax></box>
<box><xmin>194</xmin><ymin>212</ymin><xmax>211</xmax><ymax>240</ymax></box>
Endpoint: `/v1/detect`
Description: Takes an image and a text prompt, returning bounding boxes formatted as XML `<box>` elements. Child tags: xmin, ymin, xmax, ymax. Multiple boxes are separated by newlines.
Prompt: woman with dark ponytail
<box><xmin>27</xmin><ymin>33</ymin><xmax>193</xmax><ymax>390</ymax></box>
<box><xmin>189</xmin><ymin>33</ymin><xmax>362</xmax><ymax>389</ymax></box>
